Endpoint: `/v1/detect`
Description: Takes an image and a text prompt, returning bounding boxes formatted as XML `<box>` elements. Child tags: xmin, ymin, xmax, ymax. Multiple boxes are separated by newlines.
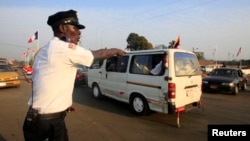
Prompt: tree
<box><xmin>126</xmin><ymin>33</ymin><xmax>153</xmax><ymax>51</ymax></box>
<box><xmin>168</xmin><ymin>40</ymin><xmax>175</xmax><ymax>48</ymax></box>
<box><xmin>154</xmin><ymin>44</ymin><xmax>167</xmax><ymax>49</ymax></box>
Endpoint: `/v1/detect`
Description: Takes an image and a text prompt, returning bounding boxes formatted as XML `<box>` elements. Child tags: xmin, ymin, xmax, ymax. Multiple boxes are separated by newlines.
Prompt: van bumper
<box><xmin>168</xmin><ymin>101</ymin><xmax>202</xmax><ymax>114</ymax></box>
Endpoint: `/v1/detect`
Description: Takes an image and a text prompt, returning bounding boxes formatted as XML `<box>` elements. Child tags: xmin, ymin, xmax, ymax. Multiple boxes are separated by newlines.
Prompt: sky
<box><xmin>0</xmin><ymin>0</ymin><xmax>250</xmax><ymax>61</ymax></box>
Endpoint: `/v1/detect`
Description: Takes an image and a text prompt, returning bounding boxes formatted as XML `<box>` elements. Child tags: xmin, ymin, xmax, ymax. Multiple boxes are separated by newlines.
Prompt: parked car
<box><xmin>74</xmin><ymin>64</ymin><xmax>88</xmax><ymax>86</ymax></box>
<box><xmin>200</xmin><ymin>65</ymin><xmax>216</xmax><ymax>73</ymax></box>
<box><xmin>23</xmin><ymin>66</ymin><xmax>33</xmax><ymax>75</ymax></box>
<box><xmin>0</xmin><ymin>58</ymin><xmax>8</xmax><ymax>64</ymax></box>
<box><xmin>0</xmin><ymin>63</ymin><xmax>21</xmax><ymax>88</ymax></box>
<box><xmin>202</xmin><ymin>67</ymin><xmax>248</xmax><ymax>95</ymax></box>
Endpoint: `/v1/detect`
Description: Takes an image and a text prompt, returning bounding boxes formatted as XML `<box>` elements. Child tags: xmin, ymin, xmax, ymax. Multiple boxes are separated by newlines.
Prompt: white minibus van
<box><xmin>88</xmin><ymin>49</ymin><xmax>202</xmax><ymax>127</ymax></box>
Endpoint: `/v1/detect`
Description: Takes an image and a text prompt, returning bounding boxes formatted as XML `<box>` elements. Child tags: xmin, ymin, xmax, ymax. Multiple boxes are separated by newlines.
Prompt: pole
<box><xmin>24</xmin><ymin>53</ymin><xmax>26</xmax><ymax>66</ymax></box>
<box><xmin>240</xmin><ymin>57</ymin><xmax>242</xmax><ymax>69</ymax></box>
<box><xmin>37</xmin><ymin>30</ymin><xmax>39</xmax><ymax>51</ymax></box>
<box><xmin>27</xmin><ymin>53</ymin><xmax>29</xmax><ymax>66</ymax></box>
<box><xmin>215</xmin><ymin>44</ymin><xmax>217</xmax><ymax>68</ymax></box>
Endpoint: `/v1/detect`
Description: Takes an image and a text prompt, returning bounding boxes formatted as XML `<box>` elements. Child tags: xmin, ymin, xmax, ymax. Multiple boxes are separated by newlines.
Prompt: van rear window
<box><xmin>174</xmin><ymin>52</ymin><xmax>201</xmax><ymax>76</ymax></box>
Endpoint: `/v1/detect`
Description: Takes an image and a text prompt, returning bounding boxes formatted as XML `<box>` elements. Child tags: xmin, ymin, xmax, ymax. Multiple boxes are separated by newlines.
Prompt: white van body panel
<box><xmin>168</xmin><ymin>49</ymin><xmax>202</xmax><ymax>109</ymax></box>
<box><xmin>127</xmin><ymin>73</ymin><xmax>168</xmax><ymax>113</ymax></box>
<box><xmin>100</xmin><ymin>71</ymin><xmax>127</xmax><ymax>101</ymax></box>
<box><xmin>88</xmin><ymin>49</ymin><xmax>202</xmax><ymax>114</ymax></box>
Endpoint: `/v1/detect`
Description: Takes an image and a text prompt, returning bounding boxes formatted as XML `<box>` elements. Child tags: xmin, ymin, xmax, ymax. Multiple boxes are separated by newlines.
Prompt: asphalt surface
<box><xmin>0</xmin><ymin>69</ymin><xmax>249</xmax><ymax>141</ymax></box>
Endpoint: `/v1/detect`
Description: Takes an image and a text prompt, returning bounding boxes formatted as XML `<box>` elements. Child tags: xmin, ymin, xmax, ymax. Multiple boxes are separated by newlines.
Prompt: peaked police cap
<box><xmin>47</xmin><ymin>9</ymin><xmax>85</xmax><ymax>29</ymax></box>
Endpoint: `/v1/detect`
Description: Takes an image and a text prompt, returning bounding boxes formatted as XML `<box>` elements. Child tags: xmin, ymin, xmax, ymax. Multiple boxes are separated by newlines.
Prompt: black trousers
<box><xmin>23</xmin><ymin>110</ymin><xmax>68</xmax><ymax>141</ymax></box>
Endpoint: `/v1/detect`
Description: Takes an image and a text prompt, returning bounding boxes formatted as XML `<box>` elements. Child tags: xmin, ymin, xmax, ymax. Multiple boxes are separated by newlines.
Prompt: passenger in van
<box><xmin>132</xmin><ymin>59</ymin><xmax>150</xmax><ymax>74</ymax></box>
<box><xmin>106</xmin><ymin>60</ymin><xmax>116</xmax><ymax>71</ymax></box>
<box><xmin>150</xmin><ymin>56</ymin><xmax>163</xmax><ymax>75</ymax></box>
<box><xmin>117</xmin><ymin>59</ymin><xmax>128</xmax><ymax>72</ymax></box>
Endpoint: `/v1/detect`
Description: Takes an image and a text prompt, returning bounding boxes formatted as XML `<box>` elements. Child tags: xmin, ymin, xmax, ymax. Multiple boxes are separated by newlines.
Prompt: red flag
<box><xmin>173</xmin><ymin>35</ymin><xmax>180</xmax><ymax>48</ymax></box>
<box><xmin>28</xmin><ymin>31</ymin><xmax>38</xmax><ymax>43</ymax></box>
<box><xmin>236</xmin><ymin>47</ymin><xmax>241</xmax><ymax>57</ymax></box>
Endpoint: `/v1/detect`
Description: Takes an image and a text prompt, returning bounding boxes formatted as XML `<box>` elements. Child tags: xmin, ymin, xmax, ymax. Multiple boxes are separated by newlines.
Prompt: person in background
<box><xmin>23</xmin><ymin>9</ymin><xmax>125</xmax><ymax>141</ymax></box>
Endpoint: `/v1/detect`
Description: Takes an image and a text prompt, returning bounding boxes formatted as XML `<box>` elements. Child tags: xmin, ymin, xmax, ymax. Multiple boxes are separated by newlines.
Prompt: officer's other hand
<box><xmin>116</xmin><ymin>49</ymin><xmax>126</xmax><ymax>58</ymax></box>
<box><xmin>107</xmin><ymin>48</ymin><xmax>126</xmax><ymax>58</ymax></box>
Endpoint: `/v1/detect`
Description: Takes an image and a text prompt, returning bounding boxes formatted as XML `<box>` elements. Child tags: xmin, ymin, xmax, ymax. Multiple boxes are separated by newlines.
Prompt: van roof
<box><xmin>125</xmin><ymin>48</ymin><xmax>194</xmax><ymax>55</ymax></box>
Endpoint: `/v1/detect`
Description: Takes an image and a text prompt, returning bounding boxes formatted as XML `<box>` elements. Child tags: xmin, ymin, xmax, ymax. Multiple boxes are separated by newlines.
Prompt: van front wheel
<box><xmin>130</xmin><ymin>95</ymin><xmax>149</xmax><ymax>115</ymax></box>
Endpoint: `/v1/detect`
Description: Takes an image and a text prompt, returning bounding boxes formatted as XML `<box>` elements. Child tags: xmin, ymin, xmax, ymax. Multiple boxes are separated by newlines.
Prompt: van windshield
<box><xmin>174</xmin><ymin>52</ymin><xmax>201</xmax><ymax>76</ymax></box>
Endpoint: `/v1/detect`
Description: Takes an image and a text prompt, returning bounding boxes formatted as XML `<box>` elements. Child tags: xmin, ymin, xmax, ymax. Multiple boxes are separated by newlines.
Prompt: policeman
<box><xmin>23</xmin><ymin>9</ymin><xmax>125</xmax><ymax>141</ymax></box>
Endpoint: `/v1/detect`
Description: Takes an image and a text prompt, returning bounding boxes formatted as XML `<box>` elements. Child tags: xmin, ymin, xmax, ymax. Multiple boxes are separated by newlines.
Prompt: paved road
<box><xmin>0</xmin><ymin>69</ymin><xmax>249</xmax><ymax>141</ymax></box>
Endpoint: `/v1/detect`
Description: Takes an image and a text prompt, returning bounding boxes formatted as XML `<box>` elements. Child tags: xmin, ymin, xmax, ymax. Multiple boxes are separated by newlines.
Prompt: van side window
<box><xmin>117</xmin><ymin>56</ymin><xmax>129</xmax><ymax>73</ymax></box>
<box><xmin>106</xmin><ymin>56</ymin><xmax>129</xmax><ymax>73</ymax></box>
<box><xmin>130</xmin><ymin>55</ymin><xmax>151</xmax><ymax>75</ymax></box>
<box><xmin>90</xmin><ymin>60</ymin><xmax>103</xmax><ymax>69</ymax></box>
<box><xmin>106</xmin><ymin>57</ymin><xmax>117</xmax><ymax>72</ymax></box>
<box><xmin>150</xmin><ymin>55</ymin><xmax>164</xmax><ymax>75</ymax></box>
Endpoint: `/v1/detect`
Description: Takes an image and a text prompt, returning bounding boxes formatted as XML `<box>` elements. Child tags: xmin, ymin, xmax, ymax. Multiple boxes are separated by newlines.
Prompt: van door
<box><xmin>99</xmin><ymin>56</ymin><xmax>129</xmax><ymax>101</ymax></box>
<box><xmin>87</xmin><ymin>60</ymin><xmax>104</xmax><ymax>88</ymax></box>
<box><xmin>169</xmin><ymin>51</ymin><xmax>202</xmax><ymax>109</ymax></box>
<box><xmin>127</xmin><ymin>53</ymin><xmax>167</xmax><ymax>112</ymax></box>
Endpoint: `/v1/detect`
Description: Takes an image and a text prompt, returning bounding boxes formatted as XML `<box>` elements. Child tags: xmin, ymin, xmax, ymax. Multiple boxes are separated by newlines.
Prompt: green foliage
<box><xmin>168</xmin><ymin>40</ymin><xmax>175</xmax><ymax>48</ymax></box>
<box><xmin>154</xmin><ymin>44</ymin><xmax>167</xmax><ymax>49</ymax></box>
<box><xmin>126</xmin><ymin>33</ymin><xmax>153</xmax><ymax>51</ymax></box>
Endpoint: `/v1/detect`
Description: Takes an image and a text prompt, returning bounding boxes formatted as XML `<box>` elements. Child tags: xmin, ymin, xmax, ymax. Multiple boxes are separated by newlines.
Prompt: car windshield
<box><xmin>210</xmin><ymin>69</ymin><xmax>236</xmax><ymax>77</ymax></box>
<box><xmin>0</xmin><ymin>65</ymin><xmax>14</xmax><ymax>72</ymax></box>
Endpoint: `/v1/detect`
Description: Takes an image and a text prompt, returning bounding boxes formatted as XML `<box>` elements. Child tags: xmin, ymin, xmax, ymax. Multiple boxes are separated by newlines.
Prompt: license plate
<box><xmin>210</xmin><ymin>85</ymin><xmax>217</xmax><ymax>89</ymax></box>
<box><xmin>0</xmin><ymin>83</ymin><xmax>6</xmax><ymax>86</ymax></box>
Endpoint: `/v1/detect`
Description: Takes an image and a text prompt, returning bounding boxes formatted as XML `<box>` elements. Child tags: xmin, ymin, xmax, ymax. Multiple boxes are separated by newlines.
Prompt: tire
<box><xmin>92</xmin><ymin>83</ymin><xmax>103</xmax><ymax>99</ymax></box>
<box><xmin>130</xmin><ymin>94</ymin><xmax>149</xmax><ymax>115</ymax></box>
<box><xmin>74</xmin><ymin>82</ymin><xmax>80</xmax><ymax>87</ymax></box>
<box><xmin>232</xmin><ymin>86</ymin><xmax>238</xmax><ymax>95</ymax></box>
<box><xmin>241</xmin><ymin>82</ymin><xmax>247</xmax><ymax>90</ymax></box>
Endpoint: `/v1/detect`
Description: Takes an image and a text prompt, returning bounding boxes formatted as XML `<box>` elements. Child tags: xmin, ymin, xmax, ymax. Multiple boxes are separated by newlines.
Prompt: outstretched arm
<box><xmin>91</xmin><ymin>48</ymin><xmax>126</xmax><ymax>60</ymax></box>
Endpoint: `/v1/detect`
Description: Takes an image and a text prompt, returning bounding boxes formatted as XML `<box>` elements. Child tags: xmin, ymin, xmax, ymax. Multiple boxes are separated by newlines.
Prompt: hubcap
<box><xmin>93</xmin><ymin>86</ymin><xmax>99</xmax><ymax>97</ymax></box>
<box><xmin>133</xmin><ymin>97</ymin><xmax>144</xmax><ymax>112</ymax></box>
